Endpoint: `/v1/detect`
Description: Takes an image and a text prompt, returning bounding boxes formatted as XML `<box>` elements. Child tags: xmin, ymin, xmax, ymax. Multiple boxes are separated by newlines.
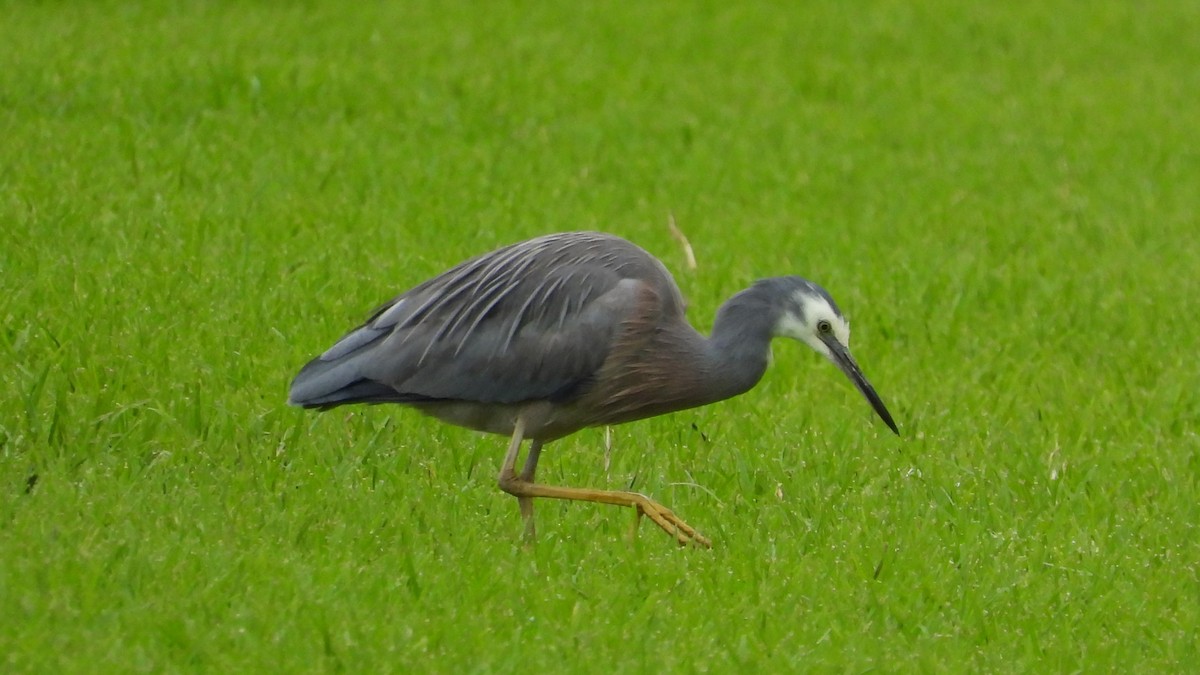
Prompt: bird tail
<box><xmin>287</xmin><ymin>350</ymin><xmax>414</xmax><ymax>410</ymax></box>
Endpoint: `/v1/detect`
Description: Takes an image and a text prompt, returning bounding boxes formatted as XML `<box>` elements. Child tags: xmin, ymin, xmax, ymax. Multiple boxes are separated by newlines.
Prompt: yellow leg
<box><xmin>498</xmin><ymin>418</ymin><xmax>538</xmax><ymax>543</ymax></box>
<box><xmin>501</xmin><ymin>480</ymin><xmax>711</xmax><ymax>548</ymax></box>
<box><xmin>497</xmin><ymin>418</ymin><xmax>711</xmax><ymax>548</ymax></box>
<box><xmin>517</xmin><ymin>440</ymin><xmax>543</xmax><ymax>539</ymax></box>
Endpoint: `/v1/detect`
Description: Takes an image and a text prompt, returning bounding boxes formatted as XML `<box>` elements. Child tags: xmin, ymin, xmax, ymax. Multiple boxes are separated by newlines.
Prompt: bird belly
<box><xmin>410</xmin><ymin>399</ymin><xmax>599</xmax><ymax>443</ymax></box>
<box><xmin>410</xmin><ymin>401</ymin><xmax>522</xmax><ymax>436</ymax></box>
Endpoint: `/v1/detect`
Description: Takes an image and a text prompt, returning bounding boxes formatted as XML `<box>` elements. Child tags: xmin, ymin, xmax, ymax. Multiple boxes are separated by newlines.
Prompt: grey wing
<box><xmin>287</xmin><ymin>232</ymin><xmax>679</xmax><ymax>409</ymax></box>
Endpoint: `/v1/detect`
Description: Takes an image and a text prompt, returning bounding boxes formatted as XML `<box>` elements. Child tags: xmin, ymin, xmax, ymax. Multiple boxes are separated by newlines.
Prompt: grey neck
<box><xmin>696</xmin><ymin>283</ymin><xmax>780</xmax><ymax>403</ymax></box>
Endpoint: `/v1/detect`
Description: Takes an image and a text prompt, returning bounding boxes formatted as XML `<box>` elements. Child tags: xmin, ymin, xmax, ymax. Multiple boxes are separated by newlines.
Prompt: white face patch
<box><xmin>773</xmin><ymin>289</ymin><xmax>851</xmax><ymax>361</ymax></box>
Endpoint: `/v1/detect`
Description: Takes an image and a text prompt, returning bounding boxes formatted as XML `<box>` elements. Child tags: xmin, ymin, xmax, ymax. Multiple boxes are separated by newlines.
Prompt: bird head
<box><xmin>771</xmin><ymin>278</ymin><xmax>899</xmax><ymax>435</ymax></box>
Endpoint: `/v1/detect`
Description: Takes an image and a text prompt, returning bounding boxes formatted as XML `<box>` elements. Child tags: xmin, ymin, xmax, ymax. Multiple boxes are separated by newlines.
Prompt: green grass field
<box><xmin>3</xmin><ymin>1</ymin><xmax>1198</xmax><ymax>671</ymax></box>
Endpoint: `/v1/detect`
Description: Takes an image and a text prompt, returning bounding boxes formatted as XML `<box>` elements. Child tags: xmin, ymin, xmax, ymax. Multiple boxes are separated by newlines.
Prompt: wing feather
<box><xmin>288</xmin><ymin>232</ymin><xmax>685</xmax><ymax>409</ymax></box>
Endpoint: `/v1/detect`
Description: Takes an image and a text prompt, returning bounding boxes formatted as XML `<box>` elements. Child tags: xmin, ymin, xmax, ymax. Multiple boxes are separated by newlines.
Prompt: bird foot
<box><xmin>633</xmin><ymin>498</ymin><xmax>712</xmax><ymax>549</ymax></box>
<box><xmin>500</xmin><ymin>474</ymin><xmax>713</xmax><ymax>548</ymax></box>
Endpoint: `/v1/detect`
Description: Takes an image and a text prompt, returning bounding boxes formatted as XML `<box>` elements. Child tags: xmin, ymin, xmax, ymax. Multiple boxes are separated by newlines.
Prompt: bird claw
<box><xmin>634</xmin><ymin>499</ymin><xmax>712</xmax><ymax>549</ymax></box>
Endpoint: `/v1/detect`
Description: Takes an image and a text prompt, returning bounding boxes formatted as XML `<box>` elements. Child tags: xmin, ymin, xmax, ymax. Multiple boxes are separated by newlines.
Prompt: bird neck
<box><xmin>699</xmin><ymin>284</ymin><xmax>778</xmax><ymax>401</ymax></box>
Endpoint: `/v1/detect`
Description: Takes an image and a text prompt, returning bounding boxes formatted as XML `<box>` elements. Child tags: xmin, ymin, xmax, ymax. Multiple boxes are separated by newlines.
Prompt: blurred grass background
<box><xmin>1</xmin><ymin>1</ymin><xmax>1197</xmax><ymax>671</ymax></box>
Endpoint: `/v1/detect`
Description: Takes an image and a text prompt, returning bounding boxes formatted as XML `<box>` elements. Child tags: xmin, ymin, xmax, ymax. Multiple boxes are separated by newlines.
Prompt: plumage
<box><xmin>289</xmin><ymin>231</ymin><xmax>898</xmax><ymax>547</ymax></box>
<box><xmin>290</xmin><ymin>233</ymin><xmax>679</xmax><ymax>413</ymax></box>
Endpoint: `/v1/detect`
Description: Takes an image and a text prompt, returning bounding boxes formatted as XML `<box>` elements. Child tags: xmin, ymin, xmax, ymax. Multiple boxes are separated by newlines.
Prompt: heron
<box><xmin>289</xmin><ymin>231</ymin><xmax>898</xmax><ymax>548</ymax></box>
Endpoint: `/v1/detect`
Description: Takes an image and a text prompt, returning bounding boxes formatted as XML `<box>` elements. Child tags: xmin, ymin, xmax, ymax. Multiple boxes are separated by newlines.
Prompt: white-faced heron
<box><xmin>289</xmin><ymin>231</ymin><xmax>898</xmax><ymax>548</ymax></box>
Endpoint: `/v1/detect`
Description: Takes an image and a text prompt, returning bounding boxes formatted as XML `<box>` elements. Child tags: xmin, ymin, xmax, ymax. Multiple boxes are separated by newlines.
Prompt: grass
<box><xmin>2</xmin><ymin>0</ymin><xmax>1198</xmax><ymax>671</ymax></box>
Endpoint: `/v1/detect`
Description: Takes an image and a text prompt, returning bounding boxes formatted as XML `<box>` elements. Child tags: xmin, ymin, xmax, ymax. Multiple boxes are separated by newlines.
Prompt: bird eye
<box><xmin>817</xmin><ymin>320</ymin><xmax>832</xmax><ymax>334</ymax></box>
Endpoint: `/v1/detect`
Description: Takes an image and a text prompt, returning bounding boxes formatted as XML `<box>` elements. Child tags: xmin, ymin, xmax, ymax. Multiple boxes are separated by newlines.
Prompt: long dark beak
<box><xmin>820</xmin><ymin>334</ymin><xmax>899</xmax><ymax>435</ymax></box>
